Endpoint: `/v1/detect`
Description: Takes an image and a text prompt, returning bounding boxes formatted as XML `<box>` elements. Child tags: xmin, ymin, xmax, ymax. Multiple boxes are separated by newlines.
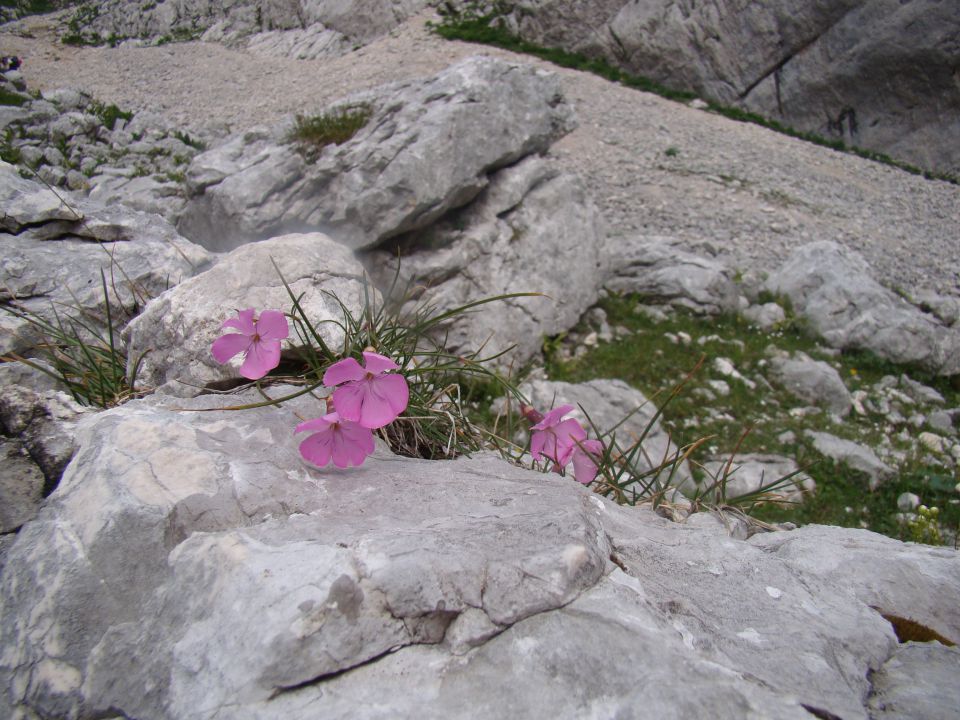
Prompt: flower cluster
<box><xmin>523</xmin><ymin>404</ymin><xmax>603</xmax><ymax>485</ymax></box>
<box><xmin>212</xmin><ymin>309</ymin><xmax>409</xmax><ymax>469</ymax></box>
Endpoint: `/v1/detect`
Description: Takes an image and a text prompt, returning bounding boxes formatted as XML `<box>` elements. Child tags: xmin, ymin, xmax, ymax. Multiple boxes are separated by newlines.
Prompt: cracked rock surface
<box><xmin>2</xmin><ymin>386</ymin><xmax>958</xmax><ymax>719</ymax></box>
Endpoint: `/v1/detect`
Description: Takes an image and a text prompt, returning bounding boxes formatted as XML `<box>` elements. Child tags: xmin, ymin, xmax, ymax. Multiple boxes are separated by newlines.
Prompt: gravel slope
<box><xmin>3</xmin><ymin>9</ymin><xmax>959</xmax><ymax>298</ymax></box>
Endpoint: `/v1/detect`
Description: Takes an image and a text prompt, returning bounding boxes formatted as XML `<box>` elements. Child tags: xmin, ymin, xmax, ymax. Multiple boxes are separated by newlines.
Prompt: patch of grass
<box><xmin>91</xmin><ymin>101</ymin><xmax>134</xmax><ymax>131</ymax></box>
<box><xmin>173</xmin><ymin>130</ymin><xmax>205</xmax><ymax>151</ymax></box>
<box><xmin>545</xmin><ymin>293</ymin><xmax>960</xmax><ymax>542</ymax></box>
<box><xmin>431</xmin><ymin>5</ymin><xmax>959</xmax><ymax>186</ymax></box>
<box><xmin>2</xmin><ymin>270</ymin><xmax>146</xmax><ymax>408</ymax></box>
<box><xmin>0</xmin><ymin>86</ymin><xmax>28</xmax><ymax>107</ymax></box>
<box><xmin>289</xmin><ymin>104</ymin><xmax>373</xmax><ymax>158</ymax></box>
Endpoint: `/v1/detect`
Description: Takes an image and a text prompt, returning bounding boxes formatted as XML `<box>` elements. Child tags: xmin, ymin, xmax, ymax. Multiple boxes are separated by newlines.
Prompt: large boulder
<box><xmin>501</xmin><ymin>0</ymin><xmax>960</xmax><ymax>176</ymax></box>
<box><xmin>365</xmin><ymin>156</ymin><xmax>604</xmax><ymax>366</ymax></box>
<box><xmin>763</xmin><ymin>241</ymin><xmax>960</xmax><ymax>376</ymax></box>
<box><xmin>177</xmin><ymin>56</ymin><xmax>577</xmax><ymax>252</ymax></box>
<box><xmin>124</xmin><ymin>232</ymin><xmax>369</xmax><ymax>395</ymax></box>
<box><xmin>2</xmin><ymin>385</ymin><xmax>959</xmax><ymax>718</ymax></box>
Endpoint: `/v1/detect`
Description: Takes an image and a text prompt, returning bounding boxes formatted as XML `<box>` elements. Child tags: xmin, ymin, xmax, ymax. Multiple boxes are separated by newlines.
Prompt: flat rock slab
<box><xmin>2</xmin><ymin>387</ymin><xmax>958</xmax><ymax>718</ymax></box>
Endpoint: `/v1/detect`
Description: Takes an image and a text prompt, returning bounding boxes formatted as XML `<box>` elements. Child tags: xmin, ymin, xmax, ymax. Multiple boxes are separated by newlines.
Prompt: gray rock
<box><xmin>898</xmin><ymin>374</ymin><xmax>945</xmax><ymax>406</ymax></box>
<box><xmin>867</xmin><ymin>642</ymin><xmax>960</xmax><ymax>720</ymax></box>
<box><xmin>244</xmin><ymin>24</ymin><xmax>352</xmax><ymax>60</ymax></box>
<box><xmin>0</xmin><ymin>437</ymin><xmax>45</xmax><ymax>533</ymax></box>
<box><xmin>742</xmin><ymin>302</ymin><xmax>786</xmax><ymax>330</ymax></box>
<box><xmin>604</xmin><ymin>236</ymin><xmax>739</xmax><ymax>314</ymax></box>
<box><xmin>85</xmin><ymin>0</ymin><xmax>429</xmax><ymax>53</ymax></box>
<box><xmin>763</xmin><ymin>242</ymin><xmax>960</xmax><ymax>375</ymax></box>
<box><xmin>768</xmin><ymin>352</ymin><xmax>852</xmax><ymax>417</ymax></box>
<box><xmin>521</xmin><ymin>378</ymin><xmax>692</xmax><ymax>488</ymax></box>
<box><xmin>0</xmin><ymin>385</ymin><xmax>88</xmax><ymax>493</ymax></box>
<box><xmin>695</xmin><ymin>453</ymin><xmax>814</xmax><ymax>503</ymax></box>
<box><xmin>0</xmin><ymin>160</ymin><xmax>79</xmax><ymax>231</ymax></box>
<box><xmin>87</xmin><ymin>174</ymin><xmax>186</xmax><ymax>221</ymax></box>
<box><xmin>750</xmin><ymin>524</ymin><xmax>960</xmax><ymax>646</ymax></box>
<box><xmin>124</xmin><ymin>232</ymin><xmax>369</xmax><ymax>395</ymax></box>
<box><xmin>504</xmin><ymin>0</ymin><xmax>960</xmax><ymax>176</ymax></box>
<box><xmin>366</xmin><ymin>156</ymin><xmax>604</xmax><ymax>367</ymax></box>
<box><xmin>177</xmin><ymin>57</ymin><xmax>577</xmax><ymax>252</ymax></box>
<box><xmin>6</xmin><ymin>385</ymin><xmax>959</xmax><ymax>719</ymax></box>
<box><xmin>928</xmin><ymin>410</ymin><xmax>956</xmax><ymax>436</ymax></box>
<box><xmin>805</xmin><ymin>430</ymin><xmax>896</xmax><ymax>490</ymax></box>
<box><xmin>0</xmin><ymin>166</ymin><xmax>212</xmax><ymax>356</ymax></box>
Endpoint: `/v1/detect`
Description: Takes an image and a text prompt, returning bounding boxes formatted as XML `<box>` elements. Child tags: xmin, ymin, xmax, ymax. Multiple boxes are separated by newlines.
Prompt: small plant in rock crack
<box><xmin>208</xmin><ymin>263</ymin><xmax>536</xmax><ymax>466</ymax></box>
<box><xmin>288</xmin><ymin>104</ymin><xmax>373</xmax><ymax>159</ymax></box>
<box><xmin>2</xmin><ymin>269</ymin><xmax>147</xmax><ymax>408</ymax></box>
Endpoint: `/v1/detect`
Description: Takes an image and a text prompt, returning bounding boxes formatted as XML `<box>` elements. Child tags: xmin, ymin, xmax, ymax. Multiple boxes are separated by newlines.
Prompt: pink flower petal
<box><xmin>572</xmin><ymin>440</ymin><xmax>604</xmax><ymax>485</ymax></box>
<box><xmin>374</xmin><ymin>373</ymin><xmax>409</xmax><ymax>416</ymax></box>
<box><xmin>295</xmin><ymin>415</ymin><xmax>336</xmax><ymax>434</ymax></box>
<box><xmin>555</xmin><ymin>418</ymin><xmax>587</xmax><ymax>443</ymax></box>
<box><xmin>256</xmin><ymin>310</ymin><xmax>289</xmax><ymax>341</ymax></box>
<box><xmin>299</xmin><ymin>430</ymin><xmax>333</xmax><ymax>467</ymax></box>
<box><xmin>221</xmin><ymin>308</ymin><xmax>256</xmax><ymax>334</ymax></box>
<box><xmin>331</xmin><ymin>382</ymin><xmax>365</xmax><ymax>424</ymax></box>
<box><xmin>323</xmin><ymin>357</ymin><xmax>366</xmax><ymax>387</ymax></box>
<box><xmin>332</xmin><ymin>421</ymin><xmax>375</xmax><ymax>467</ymax></box>
<box><xmin>239</xmin><ymin>338</ymin><xmax>281</xmax><ymax>380</ymax></box>
<box><xmin>530</xmin><ymin>429</ymin><xmax>547</xmax><ymax>461</ymax></box>
<box><xmin>532</xmin><ymin>405</ymin><xmax>575</xmax><ymax>431</ymax></box>
<box><xmin>211</xmin><ymin>332</ymin><xmax>251</xmax><ymax>364</ymax></box>
<box><xmin>361</xmin><ymin>351</ymin><xmax>399</xmax><ymax>375</ymax></box>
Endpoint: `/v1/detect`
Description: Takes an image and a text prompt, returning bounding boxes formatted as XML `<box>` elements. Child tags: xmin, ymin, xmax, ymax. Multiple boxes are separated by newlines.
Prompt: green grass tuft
<box><xmin>288</xmin><ymin>104</ymin><xmax>373</xmax><ymax>158</ymax></box>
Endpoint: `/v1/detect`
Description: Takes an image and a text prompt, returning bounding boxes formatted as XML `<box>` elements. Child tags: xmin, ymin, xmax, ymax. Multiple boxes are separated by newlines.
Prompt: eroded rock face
<box><xmin>366</xmin><ymin>156</ymin><xmax>604</xmax><ymax>367</ymax></box>
<box><xmin>0</xmin><ymin>387</ymin><xmax>958</xmax><ymax>718</ymax></box>
<box><xmin>764</xmin><ymin>241</ymin><xmax>960</xmax><ymax>376</ymax></box>
<box><xmin>80</xmin><ymin>0</ymin><xmax>430</xmax><ymax>56</ymax></box>
<box><xmin>502</xmin><ymin>0</ymin><xmax>960</xmax><ymax>176</ymax></box>
<box><xmin>177</xmin><ymin>57</ymin><xmax>577</xmax><ymax>252</ymax></box>
<box><xmin>124</xmin><ymin>232</ymin><xmax>369</xmax><ymax>394</ymax></box>
<box><xmin>0</xmin><ymin>162</ymin><xmax>212</xmax><ymax>355</ymax></box>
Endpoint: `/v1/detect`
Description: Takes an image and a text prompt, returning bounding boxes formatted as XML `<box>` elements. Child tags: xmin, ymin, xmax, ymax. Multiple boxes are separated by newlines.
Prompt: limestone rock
<box><xmin>0</xmin><ymin>437</ymin><xmax>45</xmax><ymax>533</ymax></box>
<box><xmin>763</xmin><ymin>242</ymin><xmax>960</xmax><ymax>375</ymax></box>
<box><xmin>503</xmin><ymin>0</ymin><xmax>960</xmax><ymax>176</ymax></box>
<box><xmin>4</xmin><ymin>386</ymin><xmax>958</xmax><ymax>718</ymax></box>
<box><xmin>177</xmin><ymin>57</ymin><xmax>577</xmax><ymax>252</ymax></box>
<box><xmin>82</xmin><ymin>0</ymin><xmax>430</xmax><ymax>54</ymax></box>
<box><xmin>123</xmin><ymin>232</ymin><xmax>369</xmax><ymax>395</ymax></box>
<box><xmin>0</xmin><ymin>384</ymin><xmax>89</xmax><ymax>494</ymax></box>
<box><xmin>805</xmin><ymin>430</ymin><xmax>896</xmax><ymax>490</ymax></box>
<box><xmin>604</xmin><ymin>236</ymin><xmax>739</xmax><ymax>314</ymax></box>
<box><xmin>768</xmin><ymin>352</ymin><xmax>852</xmax><ymax>417</ymax></box>
<box><xmin>742</xmin><ymin>302</ymin><xmax>786</xmax><ymax>330</ymax></box>
<box><xmin>867</xmin><ymin>642</ymin><xmax>960</xmax><ymax>720</ymax></box>
<box><xmin>365</xmin><ymin>156</ymin><xmax>604</xmax><ymax>366</ymax></box>
<box><xmin>0</xmin><ymin>164</ymin><xmax>212</xmax><ymax>355</ymax></box>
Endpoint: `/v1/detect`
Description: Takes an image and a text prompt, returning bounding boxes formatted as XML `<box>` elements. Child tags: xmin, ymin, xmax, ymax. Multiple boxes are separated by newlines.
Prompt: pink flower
<box><xmin>295</xmin><ymin>412</ymin><xmax>375</xmax><ymax>468</ymax></box>
<box><xmin>323</xmin><ymin>351</ymin><xmax>409</xmax><ymax>429</ymax></box>
<box><xmin>211</xmin><ymin>308</ymin><xmax>289</xmax><ymax>380</ymax></box>
<box><xmin>571</xmin><ymin>439</ymin><xmax>604</xmax><ymax>485</ymax></box>
<box><xmin>530</xmin><ymin>405</ymin><xmax>587</xmax><ymax>469</ymax></box>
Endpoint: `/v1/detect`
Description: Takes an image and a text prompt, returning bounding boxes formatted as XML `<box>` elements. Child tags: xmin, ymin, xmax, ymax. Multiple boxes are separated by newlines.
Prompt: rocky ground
<box><xmin>2</xmin><ymin>7</ymin><xmax>959</xmax><ymax>297</ymax></box>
